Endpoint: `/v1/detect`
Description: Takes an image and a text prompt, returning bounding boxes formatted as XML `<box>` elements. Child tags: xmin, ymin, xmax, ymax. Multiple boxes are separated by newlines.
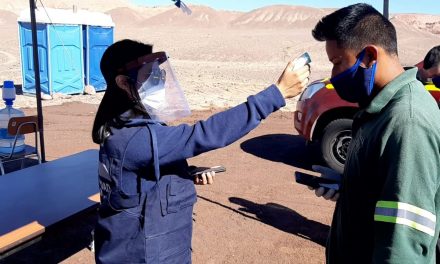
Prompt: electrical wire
<box><xmin>37</xmin><ymin>0</ymin><xmax>76</xmax><ymax>70</ymax></box>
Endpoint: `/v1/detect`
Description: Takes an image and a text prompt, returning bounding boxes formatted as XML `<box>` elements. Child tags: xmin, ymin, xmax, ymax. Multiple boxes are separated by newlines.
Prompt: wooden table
<box><xmin>0</xmin><ymin>149</ymin><xmax>100</xmax><ymax>257</ymax></box>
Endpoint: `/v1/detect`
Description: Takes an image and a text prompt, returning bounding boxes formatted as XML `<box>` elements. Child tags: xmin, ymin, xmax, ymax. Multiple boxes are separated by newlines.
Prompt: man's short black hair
<box><xmin>423</xmin><ymin>45</ymin><xmax>440</xmax><ymax>69</ymax></box>
<box><xmin>312</xmin><ymin>3</ymin><xmax>398</xmax><ymax>55</ymax></box>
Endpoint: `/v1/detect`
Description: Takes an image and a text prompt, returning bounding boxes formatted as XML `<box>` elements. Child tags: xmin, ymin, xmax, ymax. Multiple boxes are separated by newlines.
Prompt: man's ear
<box><xmin>363</xmin><ymin>45</ymin><xmax>378</xmax><ymax>68</ymax></box>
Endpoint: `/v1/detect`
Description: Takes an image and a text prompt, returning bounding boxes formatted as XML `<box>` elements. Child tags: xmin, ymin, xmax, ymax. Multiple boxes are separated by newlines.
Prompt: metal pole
<box><xmin>383</xmin><ymin>0</ymin><xmax>389</xmax><ymax>19</ymax></box>
<box><xmin>29</xmin><ymin>0</ymin><xmax>46</xmax><ymax>162</ymax></box>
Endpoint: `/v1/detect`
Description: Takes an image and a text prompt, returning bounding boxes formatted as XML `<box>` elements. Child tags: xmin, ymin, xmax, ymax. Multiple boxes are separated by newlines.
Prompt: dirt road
<box><xmin>2</xmin><ymin>102</ymin><xmax>335</xmax><ymax>264</ymax></box>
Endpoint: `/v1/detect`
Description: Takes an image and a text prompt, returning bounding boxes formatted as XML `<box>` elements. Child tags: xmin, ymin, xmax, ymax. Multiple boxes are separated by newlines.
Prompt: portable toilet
<box><xmin>81</xmin><ymin>10</ymin><xmax>114</xmax><ymax>91</ymax></box>
<box><xmin>17</xmin><ymin>8</ymin><xmax>114</xmax><ymax>95</ymax></box>
<box><xmin>83</xmin><ymin>24</ymin><xmax>114</xmax><ymax>91</ymax></box>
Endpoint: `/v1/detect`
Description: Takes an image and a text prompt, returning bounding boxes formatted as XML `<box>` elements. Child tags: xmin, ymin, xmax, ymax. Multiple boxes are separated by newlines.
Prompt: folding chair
<box><xmin>0</xmin><ymin>115</ymin><xmax>41</xmax><ymax>175</ymax></box>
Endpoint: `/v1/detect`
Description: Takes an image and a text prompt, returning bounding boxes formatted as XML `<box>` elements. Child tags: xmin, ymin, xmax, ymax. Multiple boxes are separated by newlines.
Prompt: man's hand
<box><xmin>276</xmin><ymin>63</ymin><xmax>311</xmax><ymax>99</ymax></box>
<box><xmin>309</xmin><ymin>165</ymin><xmax>342</xmax><ymax>202</ymax></box>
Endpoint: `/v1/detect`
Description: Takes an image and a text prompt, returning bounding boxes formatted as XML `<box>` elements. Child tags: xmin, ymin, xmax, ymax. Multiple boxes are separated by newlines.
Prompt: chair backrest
<box><xmin>7</xmin><ymin>116</ymin><xmax>39</xmax><ymax>136</ymax></box>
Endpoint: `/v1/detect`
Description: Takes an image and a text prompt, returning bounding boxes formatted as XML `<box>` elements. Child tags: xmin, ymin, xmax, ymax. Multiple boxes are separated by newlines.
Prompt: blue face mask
<box><xmin>330</xmin><ymin>50</ymin><xmax>377</xmax><ymax>105</ymax></box>
<box><xmin>433</xmin><ymin>76</ymin><xmax>440</xmax><ymax>88</ymax></box>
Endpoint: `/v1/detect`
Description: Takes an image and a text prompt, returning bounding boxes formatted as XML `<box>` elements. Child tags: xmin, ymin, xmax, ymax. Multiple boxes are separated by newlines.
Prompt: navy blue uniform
<box><xmin>95</xmin><ymin>85</ymin><xmax>285</xmax><ymax>263</ymax></box>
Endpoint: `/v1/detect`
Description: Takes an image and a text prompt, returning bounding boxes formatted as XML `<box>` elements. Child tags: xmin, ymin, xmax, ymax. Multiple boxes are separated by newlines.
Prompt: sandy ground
<box><xmin>1</xmin><ymin>102</ymin><xmax>333</xmax><ymax>264</ymax></box>
<box><xmin>0</xmin><ymin>4</ymin><xmax>439</xmax><ymax>112</ymax></box>
<box><xmin>0</xmin><ymin>3</ymin><xmax>439</xmax><ymax>264</ymax></box>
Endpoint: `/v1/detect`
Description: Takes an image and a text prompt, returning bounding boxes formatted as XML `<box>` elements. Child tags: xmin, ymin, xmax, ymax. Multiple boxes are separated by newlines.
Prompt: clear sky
<box><xmin>132</xmin><ymin>0</ymin><xmax>440</xmax><ymax>15</ymax></box>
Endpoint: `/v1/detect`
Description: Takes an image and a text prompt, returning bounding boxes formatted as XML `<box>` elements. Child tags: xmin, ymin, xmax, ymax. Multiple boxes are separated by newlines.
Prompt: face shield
<box><xmin>120</xmin><ymin>52</ymin><xmax>191</xmax><ymax>122</ymax></box>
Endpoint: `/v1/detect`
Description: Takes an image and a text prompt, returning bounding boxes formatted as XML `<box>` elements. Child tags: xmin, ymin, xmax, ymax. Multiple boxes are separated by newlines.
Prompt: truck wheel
<box><xmin>321</xmin><ymin>119</ymin><xmax>353</xmax><ymax>174</ymax></box>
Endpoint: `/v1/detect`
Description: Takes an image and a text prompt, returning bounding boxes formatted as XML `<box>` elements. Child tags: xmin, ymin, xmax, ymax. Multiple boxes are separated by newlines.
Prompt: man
<box><xmin>419</xmin><ymin>45</ymin><xmax>440</xmax><ymax>263</ymax></box>
<box><xmin>418</xmin><ymin>45</ymin><xmax>440</xmax><ymax>87</ymax></box>
<box><xmin>310</xmin><ymin>4</ymin><xmax>440</xmax><ymax>263</ymax></box>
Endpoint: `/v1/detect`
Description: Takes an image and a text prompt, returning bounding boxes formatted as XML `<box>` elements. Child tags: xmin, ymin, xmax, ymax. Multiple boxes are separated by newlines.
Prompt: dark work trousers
<box><xmin>437</xmin><ymin>237</ymin><xmax>440</xmax><ymax>264</ymax></box>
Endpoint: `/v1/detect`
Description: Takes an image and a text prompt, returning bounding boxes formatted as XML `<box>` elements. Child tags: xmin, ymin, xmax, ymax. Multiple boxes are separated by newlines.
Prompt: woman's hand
<box><xmin>194</xmin><ymin>171</ymin><xmax>215</xmax><ymax>185</ymax></box>
<box><xmin>276</xmin><ymin>63</ymin><xmax>311</xmax><ymax>99</ymax></box>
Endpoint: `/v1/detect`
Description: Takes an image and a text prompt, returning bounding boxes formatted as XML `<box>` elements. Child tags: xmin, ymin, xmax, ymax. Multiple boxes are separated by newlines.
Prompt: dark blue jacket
<box><xmin>95</xmin><ymin>85</ymin><xmax>285</xmax><ymax>263</ymax></box>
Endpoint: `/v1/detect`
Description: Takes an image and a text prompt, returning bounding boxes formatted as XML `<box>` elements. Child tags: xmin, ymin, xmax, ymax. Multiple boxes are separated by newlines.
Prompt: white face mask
<box><xmin>138</xmin><ymin>64</ymin><xmax>166</xmax><ymax>119</ymax></box>
<box><xmin>131</xmin><ymin>53</ymin><xmax>191</xmax><ymax>122</ymax></box>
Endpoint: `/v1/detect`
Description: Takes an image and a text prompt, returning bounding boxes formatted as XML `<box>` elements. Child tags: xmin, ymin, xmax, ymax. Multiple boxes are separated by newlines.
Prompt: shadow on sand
<box><xmin>1</xmin><ymin>211</ymin><xmax>97</xmax><ymax>264</ymax></box>
<box><xmin>198</xmin><ymin>195</ymin><xmax>329</xmax><ymax>247</ymax></box>
<box><xmin>240</xmin><ymin>133</ymin><xmax>322</xmax><ymax>170</ymax></box>
<box><xmin>1</xmin><ymin>159</ymin><xmax>97</xmax><ymax>263</ymax></box>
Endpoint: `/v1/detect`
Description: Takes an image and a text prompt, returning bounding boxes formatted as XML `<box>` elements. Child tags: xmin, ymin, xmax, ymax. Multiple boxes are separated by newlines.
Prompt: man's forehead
<box><xmin>326</xmin><ymin>41</ymin><xmax>358</xmax><ymax>59</ymax></box>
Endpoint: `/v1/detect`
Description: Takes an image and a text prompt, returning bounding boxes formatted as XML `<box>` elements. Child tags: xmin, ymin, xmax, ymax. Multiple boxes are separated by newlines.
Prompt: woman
<box><xmin>92</xmin><ymin>39</ymin><xmax>310</xmax><ymax>263</ymax></box>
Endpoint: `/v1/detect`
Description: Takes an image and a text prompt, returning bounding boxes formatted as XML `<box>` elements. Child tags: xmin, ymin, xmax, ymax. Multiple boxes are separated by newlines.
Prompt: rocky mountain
<box><xmin>143</xmin><ymin>5</ymin><xmax>240</xmax><ymax>28</ymax></box>
<box><xmin>1</xmin><ymin>2</ymin><xmax>439</xmax><ymax>37</ymax></box>
<box><xmin>393</xmin><ymin>13</ymin><xmax>440</xmax><ymax>35</ymax></box>
<box><xmin>230</xmin><ymin>5</ymin><xmax>328</xmax><ymax>29</ymax></box>
<box><xmin>0</xmin><ymin>0</ymin><xmax>132</xmax><ymax>14</ymax></box>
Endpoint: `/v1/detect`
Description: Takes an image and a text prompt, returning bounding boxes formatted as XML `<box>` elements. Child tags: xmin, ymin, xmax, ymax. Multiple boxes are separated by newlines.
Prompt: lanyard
<box><xmin>125</xmin><ymin>118</ymin><xmax>164</xmax><ymax>182</ymax></box>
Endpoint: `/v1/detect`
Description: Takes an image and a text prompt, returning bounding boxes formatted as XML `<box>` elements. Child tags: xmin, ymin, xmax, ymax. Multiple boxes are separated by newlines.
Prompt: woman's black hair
<box><xmin>92</xmin><ymin>39</ymin><xmax>153</xmax><ymax>144</ymax></box>
<box><xmin>312</xmin><ymin>3</ymin><xmax>398</xmax><ymax>56</ymax></box>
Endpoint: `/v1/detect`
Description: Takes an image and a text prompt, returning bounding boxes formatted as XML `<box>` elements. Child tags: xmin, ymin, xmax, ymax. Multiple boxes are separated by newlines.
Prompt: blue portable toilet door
<box><xmin>19</xmin><ymin>23</ymin><xmax>50</xmax><ymax>95</ymax></box>
<box><xmin>88</xmin><ymin>26</ymin><xmax>113</xmax><ymax>91</ymax></box>
<box><xmin>48</xmin><ymin>25</ymin><xmax>84</xmax><ymax>94</ymax></box>
<box><xmin>83</xmin><ymin>26</ymin><xmax>88</xmax><ymax>90</ymax></box>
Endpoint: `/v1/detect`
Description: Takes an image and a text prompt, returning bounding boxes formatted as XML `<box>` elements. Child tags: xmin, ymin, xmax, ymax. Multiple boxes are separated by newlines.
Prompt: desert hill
<box><xmin>230</xmin><ymin>5</ymin><xmax>328</xmax><ymax>29</ymax></box>
<box><xmin>1</xmin><ymin>2</ymin><xmax>439</xmax><ymax>37</ymax></box>
<box><xmin>143</xmin><ymin>5</ymin><xmax>240</xmax><ymax>28</ymax></box>
<box><xmin>0</xmin><ymin>0</ymin><xmax>132</xmax><ymax>14</ymax></box>
<box><xmin>106</xmin><ymin>5</ymin><xmax>174</xmax><ymax>23</ymax></box>
<box><xmin>0</xmin><ymin>10</ymin><xmax>18</xmax><ymax>26</ymax></box>
<box><xmin>0</xmin><ymin>3</ymin><xmax>439</xmax><ymax>110</ymax></box>
<box><xmin>393</xmin><ymin>13</ymin><xmax>440</xmax><ymax>35</ymax></box>
<box><xmin>106</xmin><ymin>7</ymin><xmax>147</xmax><ymax>26</ymax></box>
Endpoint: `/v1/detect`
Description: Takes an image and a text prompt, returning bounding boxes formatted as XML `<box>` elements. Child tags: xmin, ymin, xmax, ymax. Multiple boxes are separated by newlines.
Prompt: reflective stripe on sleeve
<box><xmin>99</xmin><ymin>162</ymin><xmax>110</xmax><ymax>180</ymax></box>
<box><xmin>374</xmin><ymin>201</ymin><xmax>436</xmax><ymax>236</ymax></box>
